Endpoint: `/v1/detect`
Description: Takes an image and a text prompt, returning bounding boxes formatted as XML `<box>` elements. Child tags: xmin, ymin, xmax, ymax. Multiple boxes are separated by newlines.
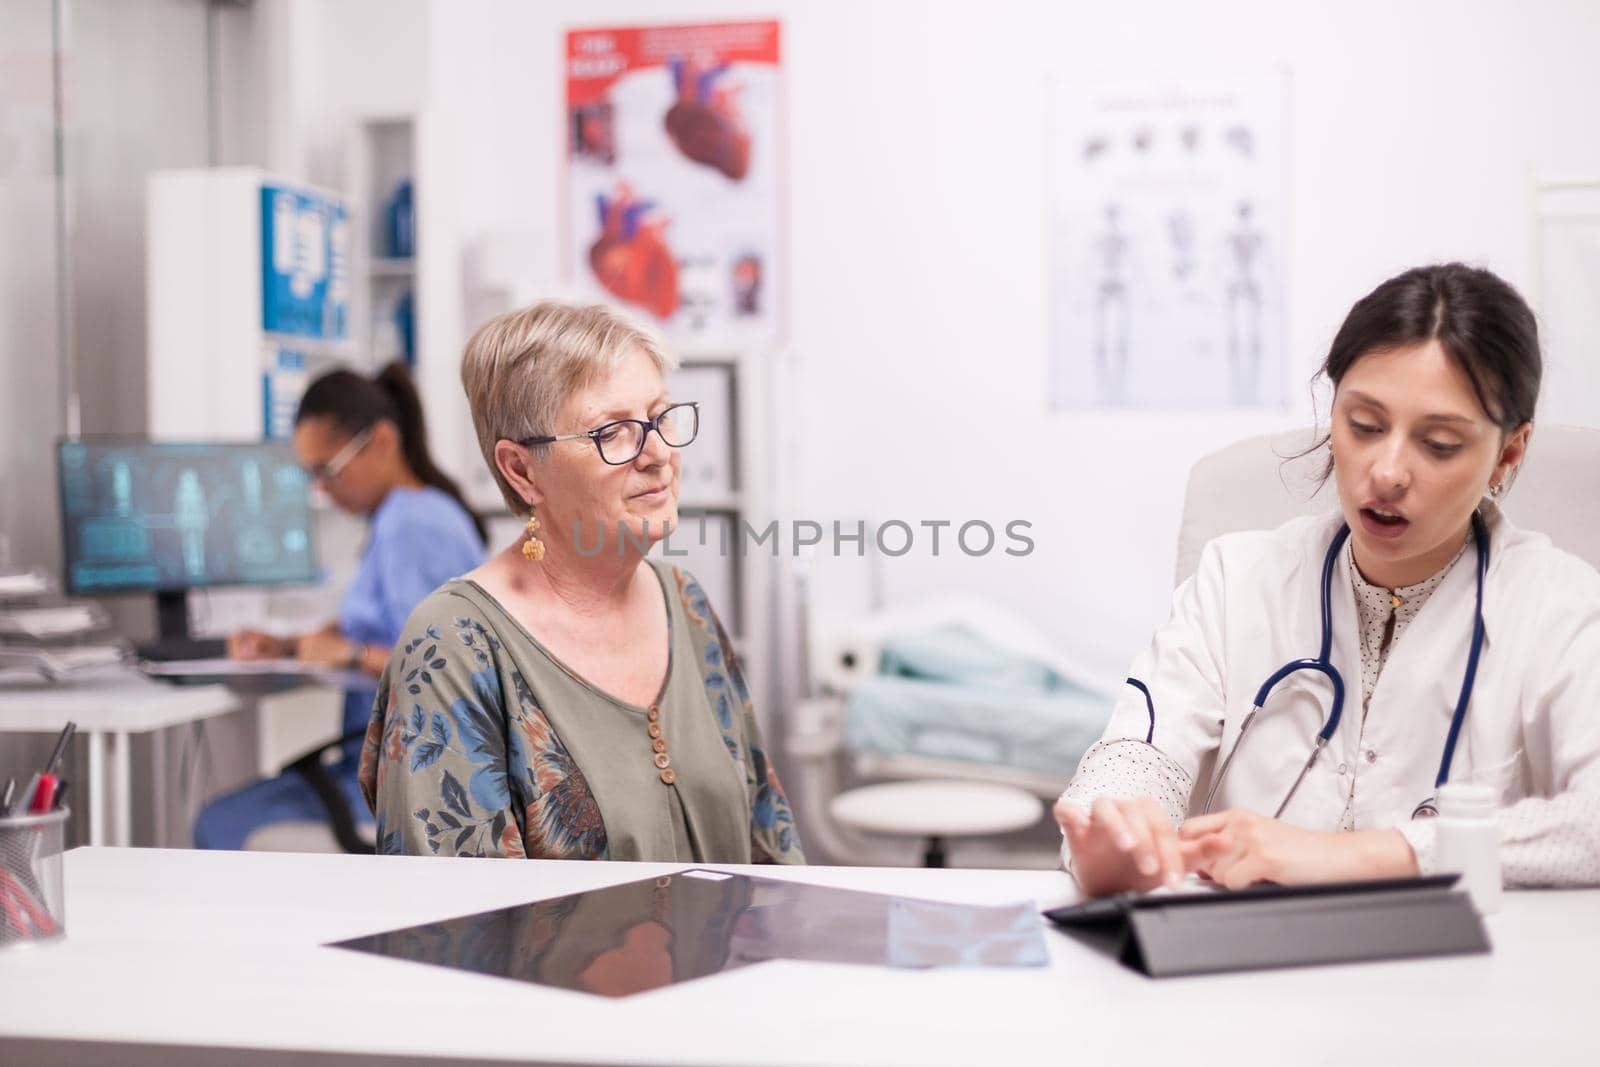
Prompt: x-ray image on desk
<box><xmin>56</xmin><ymin>439</ymin><xmax>319</xmax><ymax>594</ymax></box>
<box><xmin>330</xmin><ymin>870</ymin><xmax>1048</xmax><ymax>998</ymax></box>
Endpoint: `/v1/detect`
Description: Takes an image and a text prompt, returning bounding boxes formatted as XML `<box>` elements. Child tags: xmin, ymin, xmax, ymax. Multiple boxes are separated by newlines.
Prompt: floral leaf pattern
<box><xmin>410</xmin><ymin>740</ymin><xmax>444</xmax><ymax>772</ymax></box>
<box><xmin>440</xmin><ymin>769</ymin><xmax>471</xmax><ymax>818</ymax></box>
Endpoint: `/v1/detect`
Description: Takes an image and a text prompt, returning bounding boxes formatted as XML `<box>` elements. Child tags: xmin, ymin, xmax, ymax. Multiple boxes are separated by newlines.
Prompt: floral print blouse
<box><xmin>358</xmin><ymin>563</ymin><xmax>803</xmax><ymax>864</ymax></box>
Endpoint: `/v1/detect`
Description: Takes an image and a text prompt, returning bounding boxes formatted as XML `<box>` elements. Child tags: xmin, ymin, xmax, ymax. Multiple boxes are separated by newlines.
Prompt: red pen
<box><xmin>23</xmin><ymin>721</ymin><xmax>74</xmax><ymax>815</ymax></box>
<box><xmin>28</xmin><ymin>774</ymin><xmax>59</xmax><ymax>815</ymax></box>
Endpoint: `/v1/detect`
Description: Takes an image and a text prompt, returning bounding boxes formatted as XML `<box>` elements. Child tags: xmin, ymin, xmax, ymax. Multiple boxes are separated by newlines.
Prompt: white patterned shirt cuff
<box><xmin>1396</xmin><ymin>817</ymin><xmax>1438</xmax><ymax>875</ymax></box>
<box><xmin>1056</xmin><ymin>738</ymin><xmax>1193</xmax><ymax>871</ymax></box>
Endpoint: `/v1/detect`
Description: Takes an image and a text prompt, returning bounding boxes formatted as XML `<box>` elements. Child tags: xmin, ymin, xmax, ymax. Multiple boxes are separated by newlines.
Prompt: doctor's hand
<box><xmin>295</xmin><ymin>629</ymin><xmax>357</xmax><ymax>667</ymax></box>
<box><xmin>227</xmin><ymin>629</ymin><xmax>295</xmax><ymax>660</ymax></box>
<box><xmin>1056</xmin><ymin>796</ymin><xmax>1186</xmax><ymax>898</ymax></box>
<box><xmin>1178</xmin><ymin>810</ymin><xmax>1420</xmax><ymax>889</ymax></box>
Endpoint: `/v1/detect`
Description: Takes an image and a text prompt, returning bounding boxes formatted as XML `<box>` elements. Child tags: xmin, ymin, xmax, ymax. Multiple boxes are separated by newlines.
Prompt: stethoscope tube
<box><xmin>1200</xmin><ymin>512</ymin><xmax>1488</xmax><ymax>818</ymax></box>
<box><xmin>1202</xmin><ymin>525</ymin><xmax>1351</xmax><ymax>816</ymax></box>
<box><xmin>1126</xmin><ymin>678</ymin><xmax>1155</xmax><ymax>744</ymax></box>
<box><xmin>1435</xmin><ymin>518</ymin><xmax>1491</xmax><ymax>789</ymax></box>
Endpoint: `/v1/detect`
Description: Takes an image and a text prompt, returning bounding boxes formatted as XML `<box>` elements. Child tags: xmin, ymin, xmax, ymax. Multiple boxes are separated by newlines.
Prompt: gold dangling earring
<box><xmin>522</xmin><ymin>512</ymin><xmax>546</xmax><ymax>562</ymax></box>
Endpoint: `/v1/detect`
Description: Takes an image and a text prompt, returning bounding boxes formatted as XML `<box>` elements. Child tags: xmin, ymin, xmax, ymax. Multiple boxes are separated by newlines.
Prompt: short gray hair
<box><xmin>460</xmin><ymin>300</ymin><xmax>678</xmax><ymax>513</ymax></box>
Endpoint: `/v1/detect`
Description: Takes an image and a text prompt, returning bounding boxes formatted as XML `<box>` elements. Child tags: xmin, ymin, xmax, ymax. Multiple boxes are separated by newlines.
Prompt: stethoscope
<box><xmin>1180</xmin><ymin>510</ymin><xmax>1490</xmax><ymax>820</ymax></box>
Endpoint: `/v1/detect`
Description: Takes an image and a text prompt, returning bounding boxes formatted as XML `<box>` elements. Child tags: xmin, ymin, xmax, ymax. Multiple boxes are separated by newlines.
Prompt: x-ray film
<box><xmin>331</xmin><ymin>869</ymin><xmax>1048</xmax><ymax>997</ymax></box>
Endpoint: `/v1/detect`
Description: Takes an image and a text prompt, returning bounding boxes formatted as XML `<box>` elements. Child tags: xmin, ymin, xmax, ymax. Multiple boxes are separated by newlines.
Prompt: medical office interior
<box><xmin>3</xmin><ymin>0</ymin><xmax>1600</xmax><ymax>1059</ymax></box>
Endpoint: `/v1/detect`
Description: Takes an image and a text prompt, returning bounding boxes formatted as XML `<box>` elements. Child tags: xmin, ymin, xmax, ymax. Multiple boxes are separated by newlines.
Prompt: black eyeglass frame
<box><xmin>514</xmin><ymin>401</ymin><xmax>699</xmax><ymax>466</ymax></box>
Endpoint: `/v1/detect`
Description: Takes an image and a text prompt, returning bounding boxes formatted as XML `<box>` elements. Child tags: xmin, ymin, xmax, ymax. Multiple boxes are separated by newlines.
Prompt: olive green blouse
<box><xmin>358</xmin><ymin>561</ymin><xmax>804</xmax><ymax>864</ymax></box>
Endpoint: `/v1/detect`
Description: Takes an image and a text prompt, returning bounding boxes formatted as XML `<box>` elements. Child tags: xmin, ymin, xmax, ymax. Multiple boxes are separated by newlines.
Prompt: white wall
<box><xmin>250</xmin><ymin>0</ymin><xmax>431</xmax><ymax>187</ymax></box>
<box><xmin>0</xmin><ymin>0</ymin><xmax>64</xmax><ymax>573</ymax></box>
<box><xmin>66</xmin><ymin>0</ymin><xmax>212</xmax><ymax>441</ymax></box>
<box><xmin>309</xmin><ymin>0</ymin><xmax>1600</xmax><ymax>682</ymax></box>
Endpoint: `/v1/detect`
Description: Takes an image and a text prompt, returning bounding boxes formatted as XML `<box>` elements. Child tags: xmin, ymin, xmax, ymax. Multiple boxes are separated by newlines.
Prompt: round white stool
<box><xmin>827</xmin><ymin>780</ymin><xmax>1046</xmax><ymax>867</ymax></box>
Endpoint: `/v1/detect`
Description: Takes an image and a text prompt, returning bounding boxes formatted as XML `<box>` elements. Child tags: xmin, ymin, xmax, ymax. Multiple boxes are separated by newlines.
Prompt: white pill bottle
<box><xmin>1434</xmin><ymin>783</ymin><xmax>1503</xmax><ymax>914</ymax></box>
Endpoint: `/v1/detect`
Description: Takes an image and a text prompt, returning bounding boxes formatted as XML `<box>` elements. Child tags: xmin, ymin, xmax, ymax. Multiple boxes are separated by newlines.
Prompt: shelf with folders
<box><xmin>348</xmin><ymin>117</ymin><xmax>420</xmax><ymax>374</ymax></box>
<box><xmin>370</xmin><ymin>257</ymin><xmax>416</xmax><ymax>279</ymax></box>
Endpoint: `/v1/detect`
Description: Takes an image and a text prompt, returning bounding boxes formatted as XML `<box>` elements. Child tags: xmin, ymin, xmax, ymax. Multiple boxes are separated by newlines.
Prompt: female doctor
<box><xmin>1055</xmin><ymin>263</ymin><xmax>1600</xmax><ymax>898</ymax></box>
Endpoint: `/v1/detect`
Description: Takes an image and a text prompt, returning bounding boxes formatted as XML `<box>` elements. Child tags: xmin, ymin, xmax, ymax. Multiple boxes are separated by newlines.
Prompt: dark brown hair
<box><xmin>1323</xmin><ymin>263</ymin><xmax>1540</xmax><ymax>425</ymax></box>
<box><xmin>1305</xmin><ymin>263</ymin><xmax>1541</xmax><ymax>484</ymax></box>
<box><xmin>297</xmin><ymin>362</ymin><xmax>486</xmax><ymax>544</ymax></box>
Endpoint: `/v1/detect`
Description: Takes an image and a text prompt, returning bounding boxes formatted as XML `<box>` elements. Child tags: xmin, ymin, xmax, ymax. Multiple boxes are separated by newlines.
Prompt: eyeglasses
<box><xmin>307</xmin><ymin>426</ymin><xmax>374</xmax><ymax>482</ymax></box>
<box><xmin>517</xmin><ymin>402</ymin><xmax>699</xmax><ymax>467</ymax></box>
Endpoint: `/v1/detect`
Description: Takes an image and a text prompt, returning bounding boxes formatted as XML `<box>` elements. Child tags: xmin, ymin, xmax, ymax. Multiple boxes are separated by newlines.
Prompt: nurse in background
<box><xmin>193</xmin><ymin>362</ymin><xmax>487</xmax><ymax>850</ymax></box>
<box><xmin>1056</xmin><ymin>263</ymin><xmax>1600</xmax><ymax>896</ymax></box>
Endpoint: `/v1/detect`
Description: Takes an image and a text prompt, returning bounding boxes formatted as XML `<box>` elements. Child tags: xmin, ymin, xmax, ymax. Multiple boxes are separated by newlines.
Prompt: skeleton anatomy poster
<box><xmin>565</xmin><ymin>21</ymin><xmax>783</xmax><ymax>350</ymax></box>
<box><xmin>1048</xmin><ymin>74</ymin><xmax>1288</xmax><ymax>409</ymax></box>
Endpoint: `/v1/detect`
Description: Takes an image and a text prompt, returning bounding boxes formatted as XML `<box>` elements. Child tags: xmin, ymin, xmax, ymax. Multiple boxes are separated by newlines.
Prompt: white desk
<box><xmin>0</xmin><ymin>848</ymin><xmax>1595</xmax><ymax>1066</ymax></box>
<box><xmin>0</xmin><ymin>668</ymin><xmax>239</xmax><ymax>846</ymax></box>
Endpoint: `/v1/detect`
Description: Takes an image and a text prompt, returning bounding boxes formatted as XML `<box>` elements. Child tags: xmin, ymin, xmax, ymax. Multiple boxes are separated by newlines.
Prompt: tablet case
<box><xmin>1043</xmin><ymin>875</ymin><xmax>1490</xmax><ymax>977</ymax></box>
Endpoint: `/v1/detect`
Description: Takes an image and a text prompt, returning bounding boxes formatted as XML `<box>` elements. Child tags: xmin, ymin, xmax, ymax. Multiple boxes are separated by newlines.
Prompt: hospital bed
<box><xmin>788</xmin><ymin>596</ymin><xmax>1116</xmax><ymax>867</ymax></box>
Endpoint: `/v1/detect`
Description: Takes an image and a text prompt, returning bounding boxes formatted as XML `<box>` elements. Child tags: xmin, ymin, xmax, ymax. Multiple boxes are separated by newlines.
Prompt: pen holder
<box><xmin>0</xmin><ymin>807</ymin><xmax>68</xmax><ymax>947</ymax></box>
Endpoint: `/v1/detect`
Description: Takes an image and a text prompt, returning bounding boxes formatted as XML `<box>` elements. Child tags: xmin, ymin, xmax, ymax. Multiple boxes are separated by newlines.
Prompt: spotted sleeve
<box><xmin>1055</xmin><ymin>739</ymin><xmax>1193</xmax><ymax>871</ymax></box>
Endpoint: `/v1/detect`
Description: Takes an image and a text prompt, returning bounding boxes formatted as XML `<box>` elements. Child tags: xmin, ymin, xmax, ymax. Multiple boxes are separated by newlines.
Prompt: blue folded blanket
<box><xmin>843</xmin><ymin>623</ymin><xmax>1110</xmax><ymax>778</ymax></box>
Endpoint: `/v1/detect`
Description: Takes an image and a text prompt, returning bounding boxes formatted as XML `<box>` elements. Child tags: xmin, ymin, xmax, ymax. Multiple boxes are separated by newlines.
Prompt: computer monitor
<box><xmin>56</xmin><ymin>438</ymin><xmax>320</xmax><ymax>647</ymax></box>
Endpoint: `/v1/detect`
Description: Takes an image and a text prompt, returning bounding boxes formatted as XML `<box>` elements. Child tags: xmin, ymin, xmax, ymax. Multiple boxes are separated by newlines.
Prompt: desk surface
<box><xmin>0</xmin><ymin>667</ymin><xmax>238</xmax><ymax>733</ymax></box>
<box><xmin>0</xmin><ymin>848</ymin><xmax>1594</xmax><ymax>1066</ymax></box>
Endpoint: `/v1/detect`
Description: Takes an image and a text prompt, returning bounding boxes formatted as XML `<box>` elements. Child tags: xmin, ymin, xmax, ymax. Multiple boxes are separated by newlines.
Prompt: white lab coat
<box><xmin>1069</xmin><ymin>502</ymin><xmax>1600</xmax><ymax>885</ymax></box>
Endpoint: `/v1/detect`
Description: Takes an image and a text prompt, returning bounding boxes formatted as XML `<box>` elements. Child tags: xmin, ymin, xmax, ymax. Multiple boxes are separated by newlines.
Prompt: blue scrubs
<box><xmin>193</xmin><ymin>486</ymin><xmax>486</xmax><ymax>849</ymax></box>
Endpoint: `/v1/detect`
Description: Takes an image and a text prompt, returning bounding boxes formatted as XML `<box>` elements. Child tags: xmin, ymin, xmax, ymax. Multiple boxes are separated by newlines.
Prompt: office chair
<box><xmin>1175</xmin><ymin>424</ymin><xmax>1600</xmax><ymax>587</ymax></box>
<box><xmin>282</xmin><ymin>726</ymin><xmax>374</xmax><ymax>855</ymax></box>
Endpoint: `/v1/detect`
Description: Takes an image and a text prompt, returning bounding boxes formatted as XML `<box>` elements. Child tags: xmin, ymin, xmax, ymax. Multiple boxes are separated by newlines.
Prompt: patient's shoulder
<box><xmin>390</xmin><ymin>580</ymin><xmax>508</xmax><ymax>656</ymax></box>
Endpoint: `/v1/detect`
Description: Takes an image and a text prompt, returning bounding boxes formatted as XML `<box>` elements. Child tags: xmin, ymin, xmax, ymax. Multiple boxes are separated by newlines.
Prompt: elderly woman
<box><xmin>358</xmin><ymin>301</ymin><xmax>803</xmax><ymax>863</ymax></box>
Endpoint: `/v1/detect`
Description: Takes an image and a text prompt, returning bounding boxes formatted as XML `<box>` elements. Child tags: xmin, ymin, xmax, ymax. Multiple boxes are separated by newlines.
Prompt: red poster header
<box><xmin>566</xmin><ymin>20</ymin><xmax>781</xmax><ymax>105</ymax></box>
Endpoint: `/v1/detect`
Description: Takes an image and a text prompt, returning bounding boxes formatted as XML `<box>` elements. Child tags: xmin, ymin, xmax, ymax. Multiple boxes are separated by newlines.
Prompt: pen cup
<box><xmin>0</xmin><ymin>806</ymin><xmax>68</xmax><ymax>947</ymax></box>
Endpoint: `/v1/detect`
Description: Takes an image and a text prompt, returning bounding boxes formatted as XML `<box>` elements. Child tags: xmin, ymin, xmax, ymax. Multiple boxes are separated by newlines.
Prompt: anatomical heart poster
<box><xmin>1047</xmin><ymin>73</ymin><xmax>1289</xmax><ymax>410</ymax></box>
<box><xmin>565</xmin><ymin>21</ymin><xmax>783</xmax><ymax>350</ymax></box>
